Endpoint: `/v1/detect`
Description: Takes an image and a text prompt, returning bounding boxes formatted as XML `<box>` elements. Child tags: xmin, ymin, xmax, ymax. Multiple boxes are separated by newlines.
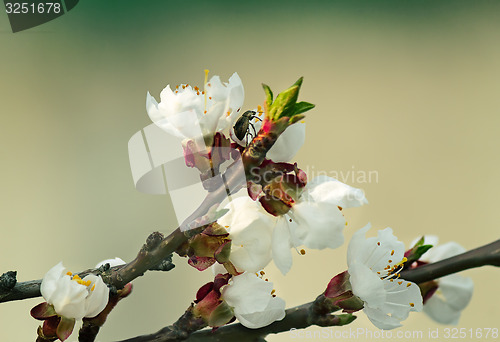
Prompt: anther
<box><xmin>300</xmin><ymin>249</ymin><xmax>306</xmax><ymax>255</ymax></box>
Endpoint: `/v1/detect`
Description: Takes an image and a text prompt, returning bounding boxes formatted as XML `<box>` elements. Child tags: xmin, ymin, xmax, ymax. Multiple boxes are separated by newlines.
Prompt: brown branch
<box><xmin>116</xmin><ymin>295</ymin><xmax>354</xmax><ymax>342</ymax></box>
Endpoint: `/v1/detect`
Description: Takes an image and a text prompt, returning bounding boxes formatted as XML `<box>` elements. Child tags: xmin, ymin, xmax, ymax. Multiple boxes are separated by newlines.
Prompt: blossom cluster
<box><xmin>31</xmin><ymin>71</ymin><xmax>474</xmax><ymax>341</ymax></box>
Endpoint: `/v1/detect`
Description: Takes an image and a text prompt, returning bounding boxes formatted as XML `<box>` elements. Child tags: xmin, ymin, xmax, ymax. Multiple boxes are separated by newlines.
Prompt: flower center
<box><xmin>66</xmin><ymin>271</ymin><xmax>95</xmax><ymax>292</ymax></box>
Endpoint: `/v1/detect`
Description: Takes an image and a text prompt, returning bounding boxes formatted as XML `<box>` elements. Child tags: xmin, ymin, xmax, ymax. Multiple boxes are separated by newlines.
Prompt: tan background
<box><xmin>0</xmin><ymin>1</ymin><xmax>499</xmax><ymax>341</ymax></box>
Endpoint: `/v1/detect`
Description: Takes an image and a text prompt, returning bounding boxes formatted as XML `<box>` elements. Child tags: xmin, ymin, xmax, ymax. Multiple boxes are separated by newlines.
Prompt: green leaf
<box><xmin>56</xmin><ymin>316</ymin><xmax>75</xmax><ymax>341</ymax></box>
<box><xmin>262</xmin><ymin>83</ymin><xmax>273</xmax><ymax>108</ymax></box>
<box><xmin>292</xmin><ymin>101</ymin><xmax>315</xmax><ymax>116</ymax></box>
<box><xmin>292</xmin><ymin>76</ymin><xmax>304</xmax><ymax>88</ymax></box>
<box><xmin>208</xmin><ymin>302</ymin><xmax>234</xmax><ymax>327</ymax></box>
<box><xmin>271</xmin><ymin>85</ymin><xmax>300</xmax><ymax>119</ymax></box>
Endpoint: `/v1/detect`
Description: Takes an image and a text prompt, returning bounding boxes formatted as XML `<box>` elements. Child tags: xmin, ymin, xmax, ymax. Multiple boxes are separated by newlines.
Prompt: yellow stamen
<box><xmin>391</xmin><ymin>250</ymin><xmax>394</xmax><ymax>256</ymax></box>
<box><xmin>72</xmin><ymin>274</ymin><xmax>81</xmax><ymax>281</ymax></box>
<box><xmin>409</xmin><ymin>303</ymin><xmax>414</xmax><ymax>307</ymax></box>
<box><xmin>398</xmin><ymin>281</ymin><xmax>403</xmax><ymax>285</ymax></box>
<box><xmin>388</xmin><ymin>259</ymin><xmax>392</xmax><ymax>263</ymax></box>
<box><xmin>204</xmin><ymin>69</ymin><xmax>209</xmax><ymax>112</ymax></box>
<box><xmin>66</xmin><ymin>271</ymin><xmax>72</xmax><ymax>276</ymax></box>
<box><xmin>91</xmin><ymin>284</ymin><xmax>95</xmax><ymax>292</ymax></box>
<box><xmin>377</xmin><ymin>242</ymin><xmax>380</xmax><ymax>246</ymax></box>
<box><xmin>271</xmin><ymin>289</ymin><xmax>276</xmax><ymax>295</ymax></box>
<box><xmin>300</xmin><ymin>249</ymin><xmax>306</xmax><ymax>255</ymax></box>
<box><xmin>407</xmin><ymin>283</ymin><xmax>411</xmax><ymax>287</ymax></box>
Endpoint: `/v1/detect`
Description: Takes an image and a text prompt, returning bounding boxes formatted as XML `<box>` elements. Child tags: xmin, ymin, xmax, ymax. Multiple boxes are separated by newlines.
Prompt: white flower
<box><xmin>415</xmin><ymin>236</ymin><xmax>473</xmax><ymax>325</ymax></box>
<box><xmin>218</xmin><ymin>197</ymin><xmax>275</xmax><ymax>273</ymax></box>
<box><xmin>347</xmin><ymin>224</ymin><xmax>423</xmax><ymax>330</ymax></box>
<box><xmin>147</xmin><ymin>72</ymin><xmax>244</xmax><ymax>140</ymax></box>
<box><xmin>95</xmin><ymin>257</ymin><xmax>126</xmax><ymax>268</ymax></box>
<box><xmin>272</xmin><ymin>175</ymin><xmax>368</xmax><ymax>274</ymax></box>
<box><xmin>40</xmin><ymin>262</ymin><xmax>109</xmax><ymax>320</ymax></box>
<box><xmin>222</xmin><ymin>272</ymin><xmax>285</xmax><ymax>329</ymax></box>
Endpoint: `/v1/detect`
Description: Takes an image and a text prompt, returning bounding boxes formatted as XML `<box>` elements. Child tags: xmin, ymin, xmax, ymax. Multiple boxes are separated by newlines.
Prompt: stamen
<box><xmin>66</xmin><ymin>271</ymin><xmax>72</xmax><ymax>276</ymax></box>
<box><xmin>407</xmin><ymin>283</ymin><xmax>411</xmax><ymax>287</ymax></box>
<box><xmin>300</xmin><ymin>249</ymin><xmax>306</xmax><ymax>255</ymax></box>
<box><xmin>398</xmin><ymin>281</ymin><xmax>403</xmax><ymax>285</ymax></box>
<box><xmin>391</xmin><ymin>250</ymin><xmax>394</xmax><ymax>256</ymax></box>
<box><xmin>409</xmin><ymin>303</ymin><xmax>415</xmax><ymax>307</ymax></box>
<box><xmin>204</xmin><ymin>69</ymin><xmax>209</xmax><ymax>112</ymax></box>
<box><xmin>260</xmin><ymin>271</ymin><xmax>265</xmax><ymax>276</ymax></box>
<box><xmin>377</xmin><ymin>242</ymin><xmax>380</xmax><ymax>246</ymax></box>
<box><xmin>91</xmin><ymin>284</ymin><xmax>95</xmax><ymax>292</ymax></box>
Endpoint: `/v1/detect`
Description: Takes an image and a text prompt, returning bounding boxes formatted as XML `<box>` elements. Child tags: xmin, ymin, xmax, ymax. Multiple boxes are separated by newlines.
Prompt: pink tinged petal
<box><xmin>272</xmin><ymin>218</ymin><xmax>294</xmax><ymax>275</ymax></box>
<box><xmin>292</xmin><ymin>201</ymin><xmax>346</xmax><ymax>250</ymax></box>
<box><xmin>235</xmin><ymin>296</ymin><xmax>286</xmax><ymax>329</ymax></box>
<box><xmin>40</xmin><ymin>262</ymin><xmax>66</xmax><ymax>301</ymax></box>
<box><xmin>306</xmin><ymin>176</ymin><xmax>368</xmax><ymax>208</ymax></box>
<box><xmin>50</xmin><ymin>276</ymin><xmax>88</xmax><ymax>320</ymax></box>
<box><xmin>348</xmin><ymin>262</ymin><xmax>386</xmax><ymax>308</ymax></box>
<box><xmin>363</xmin><ymin>306</ymin><xmax>403</xmax><ymax>330</ymax></box>
<box><xmin>83</xmin><ymin>275</ymin><xmax>110</xmax><ymax>318</ymax></box>
<box><xmin>267</xmin><ymin>122</ymin><xmax>306</xmax><ymax>162</ymax></box>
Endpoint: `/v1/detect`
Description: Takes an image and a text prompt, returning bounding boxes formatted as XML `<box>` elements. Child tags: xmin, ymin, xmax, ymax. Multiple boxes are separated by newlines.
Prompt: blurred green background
<box><xmin>1</xmin><ymin>1</ymin><xmax>499</xmax><ymax>341</ymax></box>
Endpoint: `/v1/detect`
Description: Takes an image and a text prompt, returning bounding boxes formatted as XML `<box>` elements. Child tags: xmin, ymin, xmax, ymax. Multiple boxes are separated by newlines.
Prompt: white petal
<box><xmin>363</xmin><ymin>306</ymin><xmax>403</xmax><ymax>330</ymax></box>
<box><xmin>219</xmin><ymin>197</ymin><xmax>274</xmax><ymax>273</ymax></box>
<box><xmin>423</xmin><ymin>273</ymin><xmax>473</xmax><ymax>324</ymax></box>
<box><xmin>267</xmin><ymin>122</ymin><xmax>305</xmax><ymax>162</ymax></box>
<box><xmin>292</xmin><ymin>201</ymin><xmax>346</xmax><ymax>250</ymax></box>
<box><xmin>222</xmin><ymin>273</ymin><xmax>273</xmax><ymax>313</ymax></box>
<box><xmin>423</xmin><ymin>242</ymin><xmax>466</xmax><ymax>263</ymax></box>
<box><xmin>306</xmin><ymin>176</ymin><xmax>368</xmax><ymax>208</ymax></box>
<box><xmin>348</xmin><ymin>262</ymin><xmax>386</xmax><ymax>308</ymax></box>
<box><xmin>271</xmin><ymin>217</ymin><xmax>294</xmax><ymax>275</ymax></box>
<box><xmin>83</xmin><ymin>275</ymin><xmax>110</xmax><ymax>318</ymax></box>
<box><xmin>95</xmin><ymin>257</ymin><xmax>126</xmax><ymax>268</ymax></box>
<box><xmin>235</xmin><ymin>296</ymin><xmax>286</xmax><ymax>329</ymax></box>
<box><xmin>347</xmin><ymin>225</ymin><xmax>405</xmax><ymax>275</ymax></box>
<box><xmin>380</xmin><ymin>279</ymin><xmax>423</xmax><ymax>319</ymax></box>
<box><xmin>50</xmin><ymin>276</ymin><xmax>88</xmax><ymax>319</ymax></box>
<box><xmin>146</xmin><ymin>91</ymin><xmax>185</xmax><ymax>139</ymax></box>
<box><xmin>40</xmin><ymin>262</ymin><xmax>66</xmax><ymax>301</ymax></box>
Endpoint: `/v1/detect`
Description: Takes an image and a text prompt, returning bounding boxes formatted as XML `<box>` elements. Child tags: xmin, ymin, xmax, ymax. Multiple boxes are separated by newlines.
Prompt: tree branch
<box><xmin>399</xmin><ymin>238</ymin><xmax>500</xmax><ymax>283</ymax></box>
<box><xmin>115</xmin><ymin>238</ymin><xmax>500</xmax><ymax>342</ymax></box>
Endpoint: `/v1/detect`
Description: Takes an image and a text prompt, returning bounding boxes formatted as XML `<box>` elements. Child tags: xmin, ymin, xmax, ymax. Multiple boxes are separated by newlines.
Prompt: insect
<box><xmin>233</xmin><ymin>110</ymin><xmax>262</xmax><ymax>145</ymax></box>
